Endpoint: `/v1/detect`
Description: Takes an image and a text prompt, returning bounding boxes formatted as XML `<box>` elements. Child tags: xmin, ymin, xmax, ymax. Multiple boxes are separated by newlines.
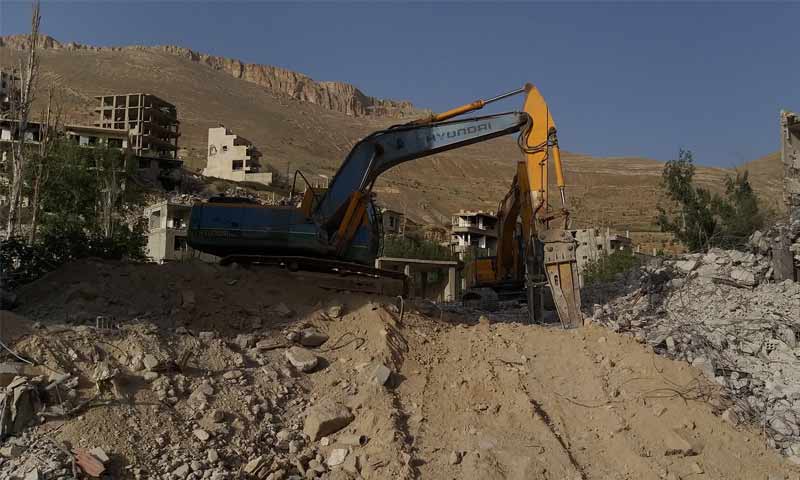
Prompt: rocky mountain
<box><xmin>0</xmin><ymin>35</ymin><xmax>786</xmax><ymax>233</ymax></box>
<box><xmin>0</xmin><ymin>34</ymin><xmax>422</xmax><ymax>118</ymax></box>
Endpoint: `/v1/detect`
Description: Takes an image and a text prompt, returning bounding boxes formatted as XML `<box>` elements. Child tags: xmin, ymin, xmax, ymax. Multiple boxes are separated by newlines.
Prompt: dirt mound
<box><xmin>1</xmin><ymin>259</ymin><xmax>799</xmax><ymax>479</ymax></box>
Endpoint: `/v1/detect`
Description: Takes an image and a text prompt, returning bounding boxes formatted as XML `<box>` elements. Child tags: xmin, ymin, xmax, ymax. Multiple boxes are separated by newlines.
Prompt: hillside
<box><xmin>0</xmin><ymin>36</ymin><xmax>786</xmax><ymax>229</ymax></box>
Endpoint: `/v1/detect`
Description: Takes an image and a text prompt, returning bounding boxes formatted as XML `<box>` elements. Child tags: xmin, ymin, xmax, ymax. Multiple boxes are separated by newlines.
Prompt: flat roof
<box><xmin>65</xmin><ymin>124</ymin><xmax>129</xmax><ymax>136</ymax></box>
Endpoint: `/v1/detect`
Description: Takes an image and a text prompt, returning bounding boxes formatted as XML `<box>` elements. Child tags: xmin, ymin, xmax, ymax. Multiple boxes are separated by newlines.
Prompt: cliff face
<box><xmin>0</xmin><ymin>34</ymin><xmax>421</xmax><ymax>118</ymax></box>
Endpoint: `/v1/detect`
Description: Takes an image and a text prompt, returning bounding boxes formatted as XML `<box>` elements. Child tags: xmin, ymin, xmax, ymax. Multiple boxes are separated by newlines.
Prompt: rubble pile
<box><xmin>586</xmin><ymin>247</ymin><xmax>800</xmax><ymax>460</ymax></box>
<box><xmin>750</xmin><ymin>219</ymin><xmax>800</xmax><ymax>281</ymax></box>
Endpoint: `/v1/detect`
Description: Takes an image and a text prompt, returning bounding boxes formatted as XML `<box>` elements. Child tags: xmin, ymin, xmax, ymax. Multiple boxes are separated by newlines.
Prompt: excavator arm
<box><xmin>320</xmin><ymin>84</ymin><xmax>581</xmax><ymax>327</ymax></box>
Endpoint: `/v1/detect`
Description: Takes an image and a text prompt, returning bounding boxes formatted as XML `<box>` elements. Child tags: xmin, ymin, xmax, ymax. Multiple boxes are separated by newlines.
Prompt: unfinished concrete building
<box><xmin>0</xmin><ymin>69</ymin><xmax>17</xmax><ymax>112</ymax></box>
<box><xmin>782</xmin><ymin>110</ymin><xmax>800</xmax><ymax>221</ymax></box>
<box><xmin>450</xmin><ymin>210</ymin><xmax>498</xmax><ymax>258</ymax></box>
<box><xmin>203</xmin><ymin>126</ymin><xmax>272</xmax><ymax>186</ymax></box>
<box><xmin>94</xmin><ymin>93</ymin><xmax>180</xmax><ymax>162</ymax></box>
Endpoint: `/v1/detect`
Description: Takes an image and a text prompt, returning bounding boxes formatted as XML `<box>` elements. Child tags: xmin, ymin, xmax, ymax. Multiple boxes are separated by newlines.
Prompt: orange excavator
<box><xmin>188</xmin><ymin>84</ymin><xmax>581</xmax><ymax>327</ymax></box>
<box><xmin>461</xmin><ymin>86</ymin><xmax>582</xmax><ymax>327</ymax></box>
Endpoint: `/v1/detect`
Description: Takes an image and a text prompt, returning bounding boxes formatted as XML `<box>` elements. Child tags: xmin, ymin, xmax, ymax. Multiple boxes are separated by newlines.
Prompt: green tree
<box><xmin>657</xmin><ymin>150</ymin><xmax>720</xmax><ymax>251</ymax></box>
<box><xmin>657</xmin><ymin>149</ymin><xmax>764</xmax><ymax>252</ymax></box>
<box><xmin>715</xmin><ymin>171</ymin><xmax>765</xmax><ymax>248</ymax></box>
<box><xmin>382</xmin><ymin>234</ymin><xmax>454</xmax><ymax>261</ymax></box>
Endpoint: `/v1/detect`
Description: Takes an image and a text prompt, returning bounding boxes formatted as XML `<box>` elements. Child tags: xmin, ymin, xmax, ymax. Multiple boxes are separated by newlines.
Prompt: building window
<box><xmin>149</xmin><ymin>210</ymin><xmax>161</xmax><ymax>229</ymax></box>
<box><xmin>222</xmin><ymin>145</ymin><xmax>228</xmax><ymax>153</ymax></box>
<box><xmin>209</xmin><ymin>145</ymin><xmax>217</xmax><ymax>156</ymax></box>
<box><xmin>232</xmin><ymin>160</ymin><xmax>243</xmax><ymax>171</ymax></box>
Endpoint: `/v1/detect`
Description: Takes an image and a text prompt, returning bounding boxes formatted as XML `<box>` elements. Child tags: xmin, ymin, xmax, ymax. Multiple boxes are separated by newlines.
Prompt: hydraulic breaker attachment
<box><xmin>539</xmin><ymin>229</ymin><xmax>582</xmax><ymax>328</ymax></box>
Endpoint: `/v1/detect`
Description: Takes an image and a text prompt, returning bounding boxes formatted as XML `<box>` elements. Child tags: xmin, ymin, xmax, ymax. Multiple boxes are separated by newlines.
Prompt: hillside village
<box><xmin>0</xmin><ymin>12</ymin><xmax>800</xmax><ymax>480</ymax></box>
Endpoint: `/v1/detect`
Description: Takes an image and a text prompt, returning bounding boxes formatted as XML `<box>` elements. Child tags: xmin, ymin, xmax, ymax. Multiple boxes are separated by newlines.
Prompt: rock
<box><xmin>449</xmin><ymin>450</ymin><xmax>462</xmax><ymax>465</ymax></box>
<box><xmin>663</xmin><ymin>430</ymin><xmax>696</xmax><ymax>457</ymax></box>
<box><xmin>341</xmin><ymin>453</ymin><xmax>359</xmax><ymax>474</ymax></box>
<box><xmin>285</xmin><ymin>347</ymin><xmax>319</xmax><ymax>373</ymax></box>
<box><xmin>300</xmin><ymin>328</ymin><xmax>329</xmax><ymax>347</ymax></box>
<box><xmin>193</xmin><ymin>429</ymin><xmax>211</xmax><ymax>441</ymax></box>
<box><xmin>173</xmin><ymin>464</ymin><xmax>191</xmax><ymax>478</ymax></box>
<box><xmin>223</xmin><ymin>370</ymin><xmax>243</xmax><ymax>380</ymax></box>
<box><xmin>303</xmin><ymin>401</ymin><xmax>355</xmax><ymax>440</ymax></box>
<box><xmin>199</xmin><ymin>331</ymin><xmax>216</xmax><ymax>340</ymax></box>
<box><xmin>327</xmin><ymin>305</ymin><xmax>343</xmax><ymax>319</ymax></box>
<box><xmin>23</xmin><ymin>468</ymin><xmax>41</xmax><ymax>480</ymax></box>
<box><xmin>675</xmin><ymin>259</ymin><xmax>698</xmax><ymax>273</ymax></box>
<box><xmin>0</xmin><ymin>443</ymin><xmax>24</xmax><ymax>458</ymax></box>
<box><xmin>691</xmin><ymin>356</ymin><xmax>715</xmax><ymax>380</ymax></box>
<box><xmin>142</xmin><ymin>371</ymin><xmax>159</xmax><ymax>382</ymax></box>
<box><xmin>271</xmin><ymin>302</ymin><xmax>294</xmax><ymax>318</ymax></box>
<box><xmin>665</xmin><ymin>336</ymin><xmax>676</xmax><ymax>354</ymax></box>
<box><xmin>74</xmin><ymin>448</ymin><xmax>107</xmax><ymax>477</ymax></box>
<box><xmin>327</xmin><ymin>448</ymin><xmax>348</xmax><ymax>467</ymax></box>
<box><xmin>721</xmin><ymin>408</ymin><xmax>739</xmax><ymax>426</ymax></box>
<box><xmin>730</xmin><ymin>268</ymin><xmax>756</xmax><ymax>286</ymax></box>
<box><xmin>244</xmin><ymin>456</ymin><xmax>266</xmax><ymax>474</ymax></box>
<box><xmin>478</xmin><ymin>315</ymin><xmax>491</xmax><ymax>326</ymax></box>
<box><xmin>211</xmin><ymin>409</ymin><xmax>225</xmax><ymax>423</ymax></box>
<box><xmin>207</xmin><ymin>448</ymin><xmax>219</xmax><ymax>463</ymax></box>
<box><xmin>142</xmin><ymin>354</ymin><xmax>160</xmax><ymax>371</ymax></box>
<box><xmin>777</xmin><ymin>325</ymin><xmax>797</xmax><ymax>349</ymax></box>
<box><xmin>89</xmin><ymin>447</ymin><xmax>110</xmax><ymax>464</ymax></box>
<box><xmin>367</xmin><ymin>363</ymin><xmax>392</xmax><ymax>386</ymax></box>
<box><xmin>689</xmin><ymin>462</ymin><xmax>704</xmax><ymax>474</ymax></box>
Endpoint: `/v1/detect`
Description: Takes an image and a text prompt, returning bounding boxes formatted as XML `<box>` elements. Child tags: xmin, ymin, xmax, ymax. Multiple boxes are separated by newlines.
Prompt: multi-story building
<box><xmin>203</xmin><ymin>126</ymin><xmax>272</xmax><ymax>186</ymax></box>
<box><xmin>450</xmin><ymin>210</ymin><xmax>498</xmax><ymax>258</ymax></box>
<box><xmin>64</xmin><ymin>124</ymin><xmax>130</xmax><ymax>150</ymax></box>
<box><xmin>94</xmin><ymin>93</ymin><xmax>180</xmax><ymax>162</ymax></box>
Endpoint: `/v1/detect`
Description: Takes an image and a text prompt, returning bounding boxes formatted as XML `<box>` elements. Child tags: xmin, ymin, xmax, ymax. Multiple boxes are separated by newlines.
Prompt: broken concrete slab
<box><xmin>367</xmin><ymin>363</ymin><xmax>392</xmax><ymax>386</ymax></box>
<box><xmin>285</xmin><ymin>347</ymin><xmax>319</xmax><ymax>373</ymax></box>
<box><xmin>303</xmin><ymin>401</ymin><xmax>354</xmax><ymax>441</ymax></box>
<box><xmin>299</xmin><ymin>328</ymin><xmax>329</xmax><ymax>347</ymax></box>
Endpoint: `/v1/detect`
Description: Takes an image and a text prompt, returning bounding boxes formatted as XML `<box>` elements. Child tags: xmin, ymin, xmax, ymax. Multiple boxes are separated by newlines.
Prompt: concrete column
<box><xmin>444</xmin><ymin>266</ymin><xmax>458</xmax><ymax>302</ymax></box>
<box><xmin>420</xmin><ymin>271</ymin><xmax>428</xmax><ymax>299</ymax></box>
<box><xmin>404</xmin><ymin>264</ymin><xmax>414</xmax><ymax>298</ymax></box>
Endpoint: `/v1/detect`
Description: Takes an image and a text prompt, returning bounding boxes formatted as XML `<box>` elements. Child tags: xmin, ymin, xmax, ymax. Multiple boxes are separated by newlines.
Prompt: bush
<box><xmin>583</xmin><ymin>250</ymin><xmax>641</xmax><ymax>285</ymax></box>
<box><xmin>0</xmin><ymin>226</ymin><xmax>147</xmax><ymax>289</ymax></box>
<box><xmin>382</xmin><ymin>234</ymin><xmax>455</xmax><ymax>261</ymax></box>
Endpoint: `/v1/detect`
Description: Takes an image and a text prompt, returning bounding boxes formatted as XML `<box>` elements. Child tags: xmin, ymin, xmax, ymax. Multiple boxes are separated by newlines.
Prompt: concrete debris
<box><xmin>285</xmin><ymin>347</ymin><xmax>319</xmax><ymax>373</ymax></box>
<box><xmin>74</xmin><ymin>448</ymin><xmax>107</xmax><ymax>477</ymax></box>
<box><xmin>299</xmin><ymin>328</ymin><xmax>329</xmax><ymax>348</ymax></box>
<box><xmin>326</xmin><ymin>448</ymin><xmax>348</xmax><ymax>467</ymax></box>
<box><xmin>303</xmin><ymin>401</ymin><xmax>354</xmax><ymax>441</ymax></box>
<box><xmin>326</xmin><ymin>305</ymin><xmax>344</xmax><ymax>319</ymax></box>
<box><xmin>367</xmin><ymin>362</ymin><xmax>392</xmax><ymax>386</ymax></box>
<box><xmin>585</xmin><ymin>244</ymin><xmax>800</xmax><ymax>458</ymax></box>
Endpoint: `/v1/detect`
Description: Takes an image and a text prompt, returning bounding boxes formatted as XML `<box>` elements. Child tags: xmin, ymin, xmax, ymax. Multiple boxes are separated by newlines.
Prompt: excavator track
<box><xmin>218</xmin><ymin>255</ymin><xmax>408</xmax><ymax>296</ymax></box>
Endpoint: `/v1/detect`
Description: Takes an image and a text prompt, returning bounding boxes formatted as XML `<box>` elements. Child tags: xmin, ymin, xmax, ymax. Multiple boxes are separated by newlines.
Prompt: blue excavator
<box><xmin>187</xmin><ymin>84</ymin><xmax>582</xmax><ymax>327</ymax></box>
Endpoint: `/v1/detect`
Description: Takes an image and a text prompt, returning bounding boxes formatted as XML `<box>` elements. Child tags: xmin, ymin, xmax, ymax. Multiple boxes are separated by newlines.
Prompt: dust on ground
<box><xmin>0</xmin><ymin>258</ymin><xmax>798</xmax><ymax>479</ymax></box>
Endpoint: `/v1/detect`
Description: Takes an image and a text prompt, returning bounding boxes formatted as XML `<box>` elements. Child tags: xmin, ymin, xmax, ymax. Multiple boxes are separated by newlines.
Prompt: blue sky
<box><xmin>1</xmin><ymin>1</ymin><xmax>798</xmax><ymax>167</ymax></box>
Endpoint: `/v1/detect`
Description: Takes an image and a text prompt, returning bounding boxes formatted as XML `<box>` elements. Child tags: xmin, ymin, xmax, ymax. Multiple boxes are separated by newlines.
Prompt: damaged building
<box><xmin>94</xmin><ymin>93</ymin><xmax>182</xmax><ymax>171</ymax></box>
<box><xmin>203</xmin><ymin>126</ymin><xmax>272</xmax><ymax>186</ymax></box>
<box><xmin>782</xmin><ymin>110</ymin><xmax>799</xmax><ymax>221</ymax></box>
